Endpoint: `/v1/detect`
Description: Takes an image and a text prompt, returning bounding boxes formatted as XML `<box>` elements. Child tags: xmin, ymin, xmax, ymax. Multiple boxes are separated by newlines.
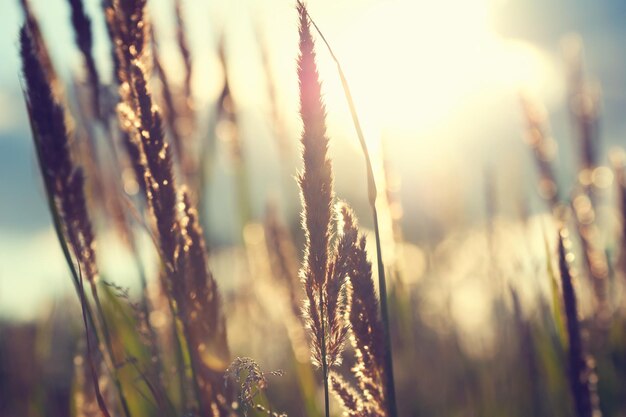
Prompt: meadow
<box><xmin>1</xmin><ymin>1</ymin><xmax>626</xmax><ymax>416</ymax></box>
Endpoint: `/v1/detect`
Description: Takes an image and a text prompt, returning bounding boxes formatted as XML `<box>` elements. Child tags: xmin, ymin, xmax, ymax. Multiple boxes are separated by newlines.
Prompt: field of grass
<box><xmin>2</xmin><ymin>1</ymin><xmax>626</xmax><ymax>416</ymax></box>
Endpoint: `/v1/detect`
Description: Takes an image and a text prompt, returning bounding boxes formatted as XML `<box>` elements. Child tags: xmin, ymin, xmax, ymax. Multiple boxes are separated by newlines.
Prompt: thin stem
<box><xmin>22</xmin><ymin>94</ymin><xmax>132</xmax><ymax>416</ymax></box>
<box><xmin>124</xmin><ymin>228</ymin><xmax>166</xmax><ymax>386</ymax></box>
<box><xmin>319</xmin><ymin>287</ymin><xmax>330</xmax><ymax>417</ymax></box>
<box><xmin>78</xmin><ymin>266</ymin><xmax>113</xmax><ymax>417</ymax></box>
<box><xmin>167</xmin><ymin>292</ymin><xmax>190</xmax><ymax>409</ymax></box>
<box><xmin>178</xmin><ymin>316</ymin><xmax>206</xmax><ymax>415</ymax></box>
<box><xmin>90</xmin><ymin>283</ymin><xmax>133</xmax><ymax>417</ymax></box>
<box><xmin>373</xmin><ymin>208</ymin><xmax>398</xmax><ymax>417</ymax></box>
<box><xmin>306</xmin><ymin>13</ymin><xmax>376</xmax><ymax>204</ymax></box>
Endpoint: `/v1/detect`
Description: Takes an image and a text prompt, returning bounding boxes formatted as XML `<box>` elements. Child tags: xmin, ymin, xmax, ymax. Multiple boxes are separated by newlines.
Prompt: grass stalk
<box><xmin>319</xmin><ymin>290</ymin><xmax>330</xmax><ymax>417</ymax></box>
<box><xmin>557</xmin><ymin>228</ymin><xmax>598</xmax><ymax>417</ymax></box>
<box><xmin>89</xmin><ymin>281</ymin><xmax>133</xmax><ymax>417</ymax></box>
<box><xmin>170</xmin><ymin>304</ymin><xmax>189</xmax><ymax>409</ymax></box>
<box><xmin>22</xmin><ymin>77</ymin><xmax>131</xmax><ymax>415</ymax></box>
<box><xmin>130</xmin><ymin>237</ymin><xmax>165</xmax><ymax>385</ymax></box>
<box><xmin>77</xmin><ymin>266</ymin><xmax>113</xmax><ymax>417</ymax></box>
<box><xmin>305</xmin><ymin>11</ymin><xmax>398</xmax><ymax>417</ymax></box>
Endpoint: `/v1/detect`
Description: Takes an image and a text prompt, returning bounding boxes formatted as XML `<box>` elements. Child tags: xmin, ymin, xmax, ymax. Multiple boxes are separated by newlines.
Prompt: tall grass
<box><xmin>299</xmin><ymin>8</ymin><xmax>398</xmax><ymax>415</ymax></box>
<box><xmin>6</xmin><ymin>1</ymin><xmax>626</xmax><ymax>417</ymax></box>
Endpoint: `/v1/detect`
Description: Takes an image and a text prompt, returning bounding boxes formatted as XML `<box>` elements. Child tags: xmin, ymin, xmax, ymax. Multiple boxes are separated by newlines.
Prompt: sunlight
<box><xmin>4</xmin><ymin>0</ymin><xmax>626</xmax><ymax>414</ymax></box>
<box><xmin>319</xmin><ymin>0</ymin><xmax>560</xmax><ymax>150</ymax></box>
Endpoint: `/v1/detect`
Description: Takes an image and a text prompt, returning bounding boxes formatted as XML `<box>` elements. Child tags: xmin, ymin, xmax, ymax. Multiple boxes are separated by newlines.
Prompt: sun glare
<box><xmin>319</xmin><ymin>0</ymin><xmax>560</xmax><ymax>149</ymax></box>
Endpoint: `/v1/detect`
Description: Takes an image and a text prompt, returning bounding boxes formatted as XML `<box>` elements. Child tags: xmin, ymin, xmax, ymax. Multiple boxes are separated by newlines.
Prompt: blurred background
<box><xmin>4</xmin><ymin>1</ymin><xmax>626</xmax><ymax>416</ymax></box>
<box><xmin>0</xmin><ymin>0</ymin><xmax>624</xmax><ymax>323</ymax></box>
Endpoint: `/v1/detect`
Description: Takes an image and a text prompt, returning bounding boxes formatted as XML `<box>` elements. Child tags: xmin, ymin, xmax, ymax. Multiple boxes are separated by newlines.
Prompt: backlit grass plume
<box><xmin>67</xmin><ymin>0</ymin><xmax>101</xmax><ymax>119</ymax></box>
<box><xmin>20</xmin><ymin>23</ymin><xmax>131</xmax><ymax>417</ymax></box>
<box><xmin>20</xmin><ymin>25</ymin><xmax>97</xmax><ymax>288</ymax></box>
<box><xmin>313</xmin><ymin>204</ymin><xmax>388</xmax><ymax>417</ymax></box>
<box><xmin>298</xmin><ymin>5</ymin><xmax>398</xmax><ymax>413</ymax></box>
<box><xmin>179</xmin><ymin>189</ymin><xmax>230</xmax><ymax>376</ymax></box>
<box><xmin>296</xmin><ymin>0</ymin><xmax>334</xmax><ymax>369</ymax></box>
<box><xmin>126</xmin><ymin>45</ymin><xmax>231</xmax><ymax>417</ymax></box>
<box><xmin>103</xmin><ymin>1</ymin><xmax>232</xmax><ymax>414</ymax></box>
<box><xmin>340</xmin><ymin>205</ymin><xmax>386</xmax><ymax>416</ymax></box>
<box><xmin>295</xmin><ymin>5</ymin><xmax>392</xmax><ymax>416</ymax></box>
<box><xmin>107</xmin><ymin>0</ymin><xmax>177</xmax><ymax>271</ymax></box>
<box><xmin>330</xmin><ymin>372</ymin><xmax>364</xmax><ymax>417</ymax></box>
<box><xmin>19</xmin><ymin>0</ymin><xmax>58</xmax><ymax>88</ymax></box>
<box><xmin>296</xmin><ymin>3</ymin><xmax>349</xmax><ymax>415</ymax></box>
<box><xmin>103</xmin><ymin>0</ymin><xmax>150</xmax><ymax>197</ymax></box>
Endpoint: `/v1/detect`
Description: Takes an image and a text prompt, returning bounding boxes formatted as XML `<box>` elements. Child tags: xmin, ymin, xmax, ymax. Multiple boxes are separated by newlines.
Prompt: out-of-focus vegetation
<box><xmin>2</xmin><ymin>1</ymin><xmax>626</xmax><ymax>417</ymax></box>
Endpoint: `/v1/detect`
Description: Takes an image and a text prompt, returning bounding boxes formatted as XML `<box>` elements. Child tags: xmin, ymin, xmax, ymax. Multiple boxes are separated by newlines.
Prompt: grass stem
<box><xmin>306</xmin><ymin>11</ymin><xmax>398</xmax><ymax>417</ymax></box>
<box><xmin>319</xmin><ymin>288</ymin><xmax>330</xmax><ymax>417</ymax></box>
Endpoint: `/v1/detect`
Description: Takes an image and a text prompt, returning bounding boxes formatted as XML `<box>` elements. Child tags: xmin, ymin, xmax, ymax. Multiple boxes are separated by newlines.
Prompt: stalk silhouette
<box><xmin>300</xmin><ymin>4</ymin><xmax>397</xmax><ymax>415</ymax></box>
<box><xmin>20</xmin><ymin>23</ymin><xmax>132</xmax><ymax>417</ymax></box>
<box><xmin>296</xmin><ymin>5</ymin><xmax>350</xmax><ymax>415</ymax></box>
<box><xmin>557</xmin><ymin>228</ymin><xmax>600</xmax><ymax>417</ymax></box>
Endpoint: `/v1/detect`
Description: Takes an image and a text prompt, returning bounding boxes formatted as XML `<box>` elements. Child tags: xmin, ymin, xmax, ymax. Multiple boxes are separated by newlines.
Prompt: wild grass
<box><xmin>4</xmin><ymin>1</ymin><xmax>626</xmax><ymax>417</ymax></box>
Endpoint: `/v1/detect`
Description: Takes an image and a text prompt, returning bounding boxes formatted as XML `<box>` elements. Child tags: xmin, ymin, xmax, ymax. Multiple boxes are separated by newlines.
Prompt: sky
<box><xmin>1</xmin><ymin>0</ymin><xmax>626</xmax><ymax>320</ymax></box>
